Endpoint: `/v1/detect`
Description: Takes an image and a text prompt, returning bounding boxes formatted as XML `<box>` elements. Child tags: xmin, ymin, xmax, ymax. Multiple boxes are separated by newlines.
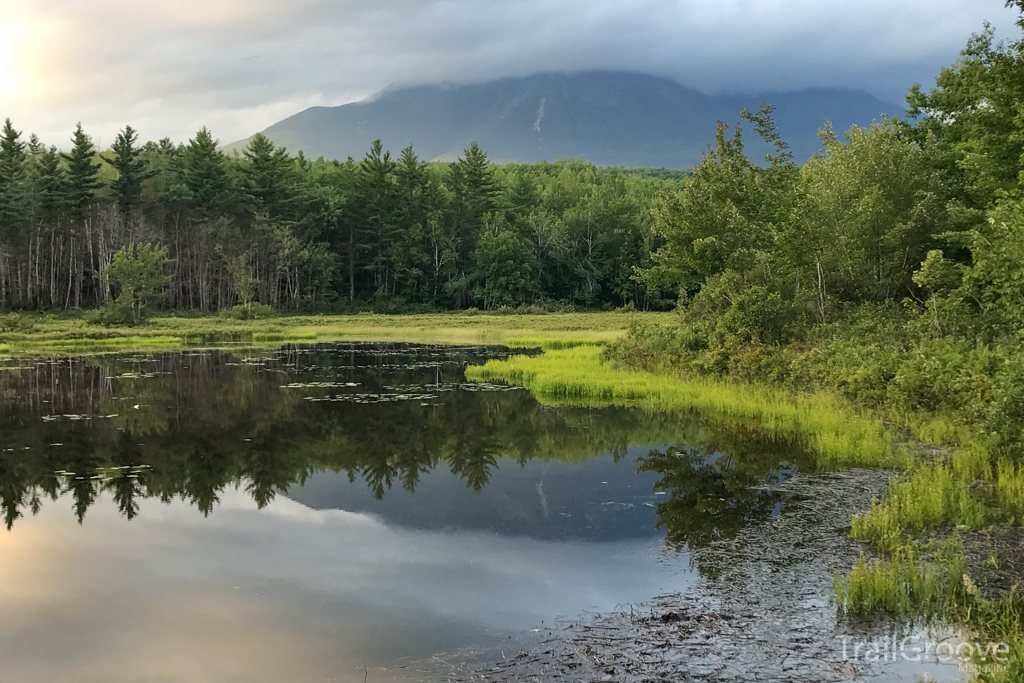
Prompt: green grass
<box><xmin>833</xmin><ymin>540</ymin><xmax>969</xmax><ymax>616</ymax></box>
<box><xmin>466</xmin><ymin>345</ymin><xmax>900</xmax><ymax>469</ymax></box>
<box><xmin>0</xmin><ymin>311</ymin><xmax>666</xmax><ymax>356</ymax></box>
<box><xmin>851</xmin><ymin>462</ymin><xmax>989</xmax><ymax>554</ymax></box>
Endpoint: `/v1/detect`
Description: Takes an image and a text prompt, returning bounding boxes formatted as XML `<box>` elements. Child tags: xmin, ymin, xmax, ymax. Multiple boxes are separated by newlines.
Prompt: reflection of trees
<box><xmin>638</xmin><ymin>441</ymin><xmax>799</xmax><ymax>550</ymax></box>
<box><xmin>103</xmin><ymin>431</ymin><xmax>147</xmax><ymax>520</ymax></box>
<box><xmin>0</xmin><ymin>345</ymin><xmax>808</xmax><ymax>528</ymax></box>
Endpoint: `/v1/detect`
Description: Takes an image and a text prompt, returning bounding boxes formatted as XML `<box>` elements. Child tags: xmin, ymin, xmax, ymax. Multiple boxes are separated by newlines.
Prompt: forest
<box><xmin>0</xmin><ymin>120</ymin><xmax>681</xmax><ymax>320</ymax></box>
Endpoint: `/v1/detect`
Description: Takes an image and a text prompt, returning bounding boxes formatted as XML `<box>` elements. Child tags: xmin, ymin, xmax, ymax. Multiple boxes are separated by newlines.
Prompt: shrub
<box><xmin>218</xmin><ymin>303</ymin><xmax>276</xmax><ymax>320</ymax></box>
<box><xmin>85</xmin><ymin>300</ymin><xmax>136</xmax><ymax>327</ymax></box>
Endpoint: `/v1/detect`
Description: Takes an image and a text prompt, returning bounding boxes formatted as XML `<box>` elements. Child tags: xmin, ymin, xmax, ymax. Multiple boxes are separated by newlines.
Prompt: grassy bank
<box><xmin>467</xmin><ymin>345</ymin><xmax>900</xmax><ymax>470</ymax></box>
<box><xmin>0</xmin><ymin>310</ymin><xmax>662</xmax><ymax>356</ymax></box>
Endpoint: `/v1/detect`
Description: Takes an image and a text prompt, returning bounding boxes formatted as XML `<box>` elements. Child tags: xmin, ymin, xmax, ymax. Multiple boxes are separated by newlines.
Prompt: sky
<box><xmin>0</xmin><ymin>0</ymin><xmax>1018</xmax><ymax>147</ymax></box>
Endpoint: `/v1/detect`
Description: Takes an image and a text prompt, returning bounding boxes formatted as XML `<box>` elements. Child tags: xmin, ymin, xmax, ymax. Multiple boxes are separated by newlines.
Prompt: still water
<box><xmin>0</xmin><ymin>343</ymin><xmax>868</xmax><ymax>681</ymax></box>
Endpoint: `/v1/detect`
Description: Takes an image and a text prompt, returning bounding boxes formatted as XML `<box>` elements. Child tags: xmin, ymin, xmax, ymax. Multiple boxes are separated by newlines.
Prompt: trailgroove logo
<box><xmin>839</xmin><ymin>636</ymin><xmax>1010</xmax><ymax>674</ymax></box>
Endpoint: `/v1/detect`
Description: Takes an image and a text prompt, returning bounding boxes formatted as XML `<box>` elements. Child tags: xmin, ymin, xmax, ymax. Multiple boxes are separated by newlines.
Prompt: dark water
<box><xmin>0</xmin><ymin>343</ymin><xmax>818</xmax><ymax>682</ymax></box>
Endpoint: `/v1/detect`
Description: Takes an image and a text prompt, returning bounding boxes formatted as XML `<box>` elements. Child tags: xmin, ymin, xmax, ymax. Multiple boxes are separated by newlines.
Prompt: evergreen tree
<box><xmin>180</xmin><ymin>127</ymin><xmax>230</xmax><ymax>217</ymax></box>
<box><xmin>63</xmin><ymin>123</ymin><xmax>102</xmax><ymax>226</ymax></box>
<box><xmin>34</xmin><ymin>146</ymin><xmax>66</xmax><ymax>222</ymax></box>
<box><xmin>106</xmin><ymin>125</ymin><xmax>150</xmax><ymax>217</ymax></box>
<box><xmin>241</xmin><ymin>133</ymin><xmax>294</xmax><ymax>218</ymax></box>
<box><xmin>391</xmin><ymin>145</ymin><xmax>431</xmax><ymax>300</ymax></box>
<box><xmin>448</xmin><ymin>142</ymin><xmax>497</xmax><ymax>262</ymax></box>
<box><xmin>0</xmin><ymin>119</ymin><xmax>28</xmax><ymax>241</ymax></box>
<box><xmin>354</xmin><ymin>140</ymin><xmax>397</xmax><ymax>296</ymax></box>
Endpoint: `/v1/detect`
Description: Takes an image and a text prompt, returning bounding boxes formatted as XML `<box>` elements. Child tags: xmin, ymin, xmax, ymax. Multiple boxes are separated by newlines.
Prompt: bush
<box><xmin>218</xmin><ymin>303</ymin><xmax>276</xmax><ymax>320</ymax></box>
<box><xmin>85</xmin><ymin>300</ymin><xmax>136</xmax><ymax>327</ymax></box>
<box><xmin>0</xmin><ymin>313</ymin><xmax>36</xmax><ymax>334</ymax></box>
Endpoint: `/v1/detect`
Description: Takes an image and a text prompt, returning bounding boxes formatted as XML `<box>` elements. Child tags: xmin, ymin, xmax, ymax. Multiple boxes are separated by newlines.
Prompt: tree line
<box><xmin>0</xmin><ymin>122</ymin><xmax>680</xmax><ymax>318</ymax></box>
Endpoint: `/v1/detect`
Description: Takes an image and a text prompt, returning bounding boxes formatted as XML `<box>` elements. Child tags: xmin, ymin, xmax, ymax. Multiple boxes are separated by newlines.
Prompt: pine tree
<box><xmin>391</xmin><ymin>145</ymin><xmax>431</xmax><ymax>300</ymax></box>
<box><xmin>0</xmin><ymin>118</ymin><xmax>28</xmax><ymax>241</ymax></box>
<box><xmin>106</xmin><ymin>125</ymin><xmax>151</xmax><ymax>217</ymax></box>
<box><xmin>241</xmin><ymin>133</ymin><xmax>294</xmax><ymax>218</ymax></box>
<box><xmin>62</xmin><ymin>123</ymin><xmax>102</xmax><ymax>226</ymax></box>
<box><xmin>355</xmin><ymin>140</ymin><xmax>397</xmax><ymax>296</ymax></box>
<box><xmin>181</xmin><ymin>127</ymin><xmax>229</xmax><ymax>217</ymax></box>
<box><xmin>448</xmin><ymin>142</ymin><xmax>497</xmax><ymax>273</ymax></box>
<box><xmin>34</xmin><ymin>146</ymin><xmax>66</xmax><ymax>230</ymax></box>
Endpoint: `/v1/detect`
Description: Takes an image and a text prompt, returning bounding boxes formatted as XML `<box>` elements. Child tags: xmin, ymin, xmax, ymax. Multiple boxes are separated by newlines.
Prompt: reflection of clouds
<box><xmin>0</xmin><ymin>488</ymin><xmax>693</xmax><ymax>683</ymax></box>
<box><xmin>3</xmin><ymin>0</ymin><xmax>1017</xmax><ymax>144</ymax></box>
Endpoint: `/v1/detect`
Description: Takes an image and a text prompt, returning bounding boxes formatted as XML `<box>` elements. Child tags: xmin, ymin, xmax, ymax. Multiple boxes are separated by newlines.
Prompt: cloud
<box><xmin>0</xmin><ymin>0</ymin><xmax>1018</xmax><ymax>146</ymax></box>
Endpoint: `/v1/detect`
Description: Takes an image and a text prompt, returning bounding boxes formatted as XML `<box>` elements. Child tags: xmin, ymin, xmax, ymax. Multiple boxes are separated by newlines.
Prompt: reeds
<box><xmin>833</xmin><ymin>542</ymin><xmax>968</xmax><ymax>615</ymax></box>
<box><xmin>466</xmin><ymin>345</ymin><xmax>899</xmax><ymax>469</ymax></box>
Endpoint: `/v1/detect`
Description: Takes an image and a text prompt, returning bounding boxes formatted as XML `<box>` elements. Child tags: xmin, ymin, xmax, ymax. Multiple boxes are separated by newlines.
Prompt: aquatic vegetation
<box><xmin>851</xmin><ymin>463</ymin><xmax>988</xmax><ymax>554</ymax></box>
<box><xmin>503</xmin><ymin>335</ymin><xmax>615</xmax><ymax>350</ymax></box>
<box><xmin>467</xmin><ymin>345</ymin><xmax>898</xmax><ymax>470</ymax></box>
<box><xmin>833</xmin><ymin>540</ymin><xmax>968</xmax><ymax>615</ymax></box>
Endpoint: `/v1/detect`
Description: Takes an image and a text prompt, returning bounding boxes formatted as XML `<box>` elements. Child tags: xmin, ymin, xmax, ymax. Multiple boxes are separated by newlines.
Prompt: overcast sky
<box><xmin>0</xmin><ymin>0</ymin><xmax>1018</xmax><ymax>147</ymax></box>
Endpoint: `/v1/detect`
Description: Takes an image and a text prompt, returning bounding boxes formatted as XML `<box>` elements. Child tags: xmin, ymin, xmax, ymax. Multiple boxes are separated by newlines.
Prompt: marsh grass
<box><xmin>851</xmin><ymin>464</ymin><xmax>989</xmax><ymax>554</ymax></box>
<box><xmin>0</xmin><ymin>311</ymin><xmax>655</xmax><ymax>357</ymax></box>
<box><xmin>833</xmin><ymin>540</ymin><xmax>968</xmax><ymax>615</ymax></box>
<box><xmin>503</xmin><ymin>335</ymin><xmax>615</xmax><ymax>350</ymax></box>
<box><xmin>466</xmin><ymin>345</ymin><xmax>899</xmax><ymax>469</ymax></box>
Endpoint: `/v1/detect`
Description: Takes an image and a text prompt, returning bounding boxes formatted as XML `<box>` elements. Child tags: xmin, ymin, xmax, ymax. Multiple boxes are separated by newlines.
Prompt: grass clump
<box><xmin>852</xmin><ymin>463</ymin><xmax>989</xmax><ymax>554</ymax></box>
<box><xmin>833</xmin><ymin>540</ymin><xmax>968</xmax><ymax>616</ymax></box>
<box><xmin>503</xmin><ymin>335</ymin><xmax>614</xmax><ymax>350</ymax></box>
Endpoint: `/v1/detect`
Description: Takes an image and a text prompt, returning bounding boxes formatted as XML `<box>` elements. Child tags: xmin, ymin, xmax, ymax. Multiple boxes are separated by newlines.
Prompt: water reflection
<box><xmin>0</xmin><ymin>343</ymin><xmax>824</xmax><ymax>682</ymax></box>
<box><xmin>638</xmin><ymin>445</ymin><xmax>796</xmax><ymax>550</ymax></box>
<box><xmin>0</xmin><ymin>344</ymin><xmax>811</xmax><ymax>546</ymax></box>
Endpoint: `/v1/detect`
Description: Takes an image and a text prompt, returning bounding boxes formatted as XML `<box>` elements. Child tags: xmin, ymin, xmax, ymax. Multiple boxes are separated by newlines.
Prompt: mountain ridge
<box><xmin>230</xmin><ymin>71</ymin><xmax>902</xmax><ymax>168</ymax></box>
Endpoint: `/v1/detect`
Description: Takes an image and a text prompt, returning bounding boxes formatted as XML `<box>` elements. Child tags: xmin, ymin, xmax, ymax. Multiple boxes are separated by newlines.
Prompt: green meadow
<box><xmin>0</xmin><ymin>310</ymin><xmax>654</xmax><ymax>357</ymax></box>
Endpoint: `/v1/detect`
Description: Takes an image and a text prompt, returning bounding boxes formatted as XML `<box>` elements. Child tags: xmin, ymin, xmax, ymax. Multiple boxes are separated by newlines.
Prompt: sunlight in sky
<box><xmin>0</xmin><ymin>22</ymin><xmax>24</xmax><ymax>98</ymax></box>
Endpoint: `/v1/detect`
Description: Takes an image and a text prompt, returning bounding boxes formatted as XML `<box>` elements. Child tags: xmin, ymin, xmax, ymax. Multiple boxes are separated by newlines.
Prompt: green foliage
<box><xmin>105</xmin><ymin>125</ymin><xmax>151</xmax><ymax>215</ymax></box>
<box><xmin>643</xmin><ymin>118</ymin><xmax>791</xmax><ymax>293</ymax></box>
<box><xmin>964</xmin><ymin>196</ymin><xmax>1024</xmax><ymax>333</ymax></box>
<box><xmin>218</xmin><ymin>302</ymin><xmax>276</xmax><ymax>320</ymax></box>
<box><xmin>99</xmin><ymin>244</ymin><xmax>173</xmax><ymax>325</ymax></box>
<box><xmin>85</xmin><ymin>298</ymin><xmax>136</xmax><ymax>327</ymax></box>
<box><xmin>0</xmin><ymin>312</ymin><xmax>35</xmax><ymax>333</ymax></box>
<box><xmin>472</xmin><ymin>222</ymin><xmax>535</xmax><ymax>309</ymax></box>
<box><xmin>62</xmin><ymin>123</ymin><xmax>102</xmax><ymax>225</ymax></box>
<box><xmin>0</xmin><ymin>118</ymin><xmax>28</xmax><ymax>240</ymax></box>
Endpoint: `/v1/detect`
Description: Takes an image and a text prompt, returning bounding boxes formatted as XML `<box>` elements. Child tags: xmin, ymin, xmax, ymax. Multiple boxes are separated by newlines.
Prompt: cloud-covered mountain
<box><xmin>238</xmin><ymin>71</ymin><xmax>901</xmax><ymax>168</ymax></box>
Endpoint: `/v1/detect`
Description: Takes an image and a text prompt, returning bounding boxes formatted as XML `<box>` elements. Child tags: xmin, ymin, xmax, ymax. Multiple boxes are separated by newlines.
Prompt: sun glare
<box><xmin>0</xmin><ymin>23</ymin><xmax>24</xmax><ymax>98</ymax></box>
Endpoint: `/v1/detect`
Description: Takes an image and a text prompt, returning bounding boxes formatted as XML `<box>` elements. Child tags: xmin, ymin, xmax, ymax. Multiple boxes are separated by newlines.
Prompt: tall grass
<box><xmin>851</xmin><ymin>463</ymin><xmax>989</xmax><ymax>553</ymax></box>
<box><xmin>833</xmin><ymin>541</ymin><xmax>968</xmax><ymax>615</ymax></box>
<box><xmin>466</xmin><ymin>345</ymin><xmax>899</xmax><ymax>469</ymax></box>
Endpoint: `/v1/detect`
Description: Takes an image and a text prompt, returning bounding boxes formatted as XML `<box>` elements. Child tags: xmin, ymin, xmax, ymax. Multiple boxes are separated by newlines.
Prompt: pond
<box><xmin>0</xmin><ymin>343</ymin><xmax>965</xmax><ymax>682</ymax></box>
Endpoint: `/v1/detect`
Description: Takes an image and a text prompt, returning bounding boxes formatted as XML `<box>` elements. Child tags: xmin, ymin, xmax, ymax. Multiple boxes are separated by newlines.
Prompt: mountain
<box><xmin>235</xmin><ymin>72</ymin><xmax>902</xmax><ymax>168</ymax></box>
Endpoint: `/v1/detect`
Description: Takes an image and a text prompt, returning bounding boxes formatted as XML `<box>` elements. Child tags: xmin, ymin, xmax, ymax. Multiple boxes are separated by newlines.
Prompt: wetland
<box><xmin>0</xmin><ymin>342</ymin><xmax>971</xmax><ymax>682</ymax></box>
